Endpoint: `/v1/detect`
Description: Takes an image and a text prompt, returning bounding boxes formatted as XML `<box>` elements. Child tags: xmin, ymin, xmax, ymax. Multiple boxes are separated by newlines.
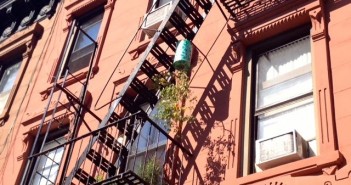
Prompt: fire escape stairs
<box><xmin>219</xmin><ymin>0</ymin><xmax>254</xmax><ymax>18</ymax></box>
<box><xmin>63</xmin><ymin>0</ymin><xmax>215</xmax><ymax>184</ymax></box>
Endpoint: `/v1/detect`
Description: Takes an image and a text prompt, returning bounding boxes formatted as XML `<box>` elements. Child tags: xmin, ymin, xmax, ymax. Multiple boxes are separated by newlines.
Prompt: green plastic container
<box><xmin>173</xmin><ymin>39</ymin><xmax>192</xmax><ymax>71</ymax></box>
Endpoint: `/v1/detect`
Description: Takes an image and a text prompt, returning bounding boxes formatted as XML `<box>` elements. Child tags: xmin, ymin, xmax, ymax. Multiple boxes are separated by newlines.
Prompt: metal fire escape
<box><xmin>63</xmin><ymin>1</ymin><xmax>214</xmax><ymax>184</ymax></box>
<box><xmin>21</xmin><ymin>0</ymin><xmax>217</xmax><ymax>185</ymax></box>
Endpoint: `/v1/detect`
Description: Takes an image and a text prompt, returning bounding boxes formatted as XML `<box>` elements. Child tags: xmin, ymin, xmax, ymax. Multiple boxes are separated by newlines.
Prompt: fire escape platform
<box><xmin>92</xmin><ymin>170</ymin><xmax>149</xmax><ymax>185</ymax></box>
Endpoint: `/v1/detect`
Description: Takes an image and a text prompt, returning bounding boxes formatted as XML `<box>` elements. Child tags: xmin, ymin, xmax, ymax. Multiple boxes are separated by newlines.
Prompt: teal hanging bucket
<box><xmin>173</xmin><ymin>39</ymin><xmax>192</xmax><ymax>71</ymax></box>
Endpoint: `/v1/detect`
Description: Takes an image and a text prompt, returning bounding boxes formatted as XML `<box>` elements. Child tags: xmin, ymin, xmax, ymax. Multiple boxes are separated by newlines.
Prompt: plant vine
<box><xmin>152</xmin><ymin>70</ymin><xmax>196</xmax><ymax>132</ymax></box>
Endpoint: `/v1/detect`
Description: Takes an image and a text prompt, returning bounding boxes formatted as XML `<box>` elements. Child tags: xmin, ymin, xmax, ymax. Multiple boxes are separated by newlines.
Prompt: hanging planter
<box><xmin>173</xmin><ymin>39</ymin><xmax>192</xmax><ymax>72</ymax></box>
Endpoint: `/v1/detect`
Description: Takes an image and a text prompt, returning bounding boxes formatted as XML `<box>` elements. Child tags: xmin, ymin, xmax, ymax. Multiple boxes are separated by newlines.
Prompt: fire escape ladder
<box><xmin>64</xmin><ymin>0</ymin><xmax>215</xmax><ymax>184</ymax></box>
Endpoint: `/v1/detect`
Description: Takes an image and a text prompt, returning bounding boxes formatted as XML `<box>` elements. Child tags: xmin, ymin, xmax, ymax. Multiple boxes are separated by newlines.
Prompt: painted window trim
<box><xmin>228</xmin><ymin>2</ymin><xmax>338</xmax><ymax>182</ymax></box>
<box><xmin>0</xmin><ymin>23</ymin><xmax>43</xmax><ymax>121</ymax></box>
<box><xmin>243</xmin><ymin>26</ymin><xmax>315</xmax><ymax>174</ymax></box>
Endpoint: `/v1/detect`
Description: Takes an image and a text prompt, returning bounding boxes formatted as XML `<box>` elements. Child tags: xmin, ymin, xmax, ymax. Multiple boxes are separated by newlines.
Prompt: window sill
<box><xmin>236</xmin><ymin>150</ymin><xmax>343</xmax><ymax>185</ymax></box>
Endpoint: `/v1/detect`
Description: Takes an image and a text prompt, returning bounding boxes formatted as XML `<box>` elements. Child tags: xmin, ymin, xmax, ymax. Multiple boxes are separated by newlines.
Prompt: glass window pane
<box><xmin>42</xmin><ymin>159</ymin><xmax>54</xmax><ymax>178</ymax></box>
<box><xmin>67</xmin><ymin>12</ymin><xmax>103</xmax><ymax>74</ymax></box>
<box><xmin>257</xmin><ymin>99</ymin><xmax>316</xmax><ymax>141</ymax></box>
<box><xmin>74</xmin><ymin>13</ymin><xmax>103</xmax><ymax>51</ymax></box>
<box><xmin>38</xmin><ymin>177</ymin><xmax>47</xmax><ymax>185</ymax></box>
<box><xmin>54</xmin><ymin>147</ymin><xmax>64</xmax><ymax>163</ymax></box>
<box><xmin>256</xmin><ymin>37</ymin><xmax>312</xmax><ymax>109</ymax></box>
<box><xmin>36</xmin><ymin>155</ymin><xmax>48</xmax><ymax>172</ymax></box>
<box><xmin>0</xmin><ymin>92</ymin><xmax>10</xmax><ymax>115</ymax></box>
<box><xmin>48</xmin><ymin>164</ymin><xmax>59</xmax><ymax>182</ymax></box>
<box><xmin>31</xmin><ymin>136</ymin><xmax>66</xmax><ymax>185</ymax></box>
<box><xmin>0</xmin><ymin>61</ymin><xmax>21</xmax><ymax>114</ymax></box>
<box><xmin>32</xmin><ymin>173</ymin><xmax>41</xmax><ymax>185</ymax></box>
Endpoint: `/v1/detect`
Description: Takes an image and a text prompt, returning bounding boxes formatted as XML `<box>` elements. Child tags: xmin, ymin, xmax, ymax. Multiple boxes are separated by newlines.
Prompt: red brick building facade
<box><xmin>0</xmin><ymin>0</ymin><xmax>350</xmax><ymax>184</ymax></box>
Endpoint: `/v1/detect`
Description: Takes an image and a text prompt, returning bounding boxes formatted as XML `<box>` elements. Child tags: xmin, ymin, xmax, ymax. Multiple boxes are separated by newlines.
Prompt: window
<box><xmin>28</xmin><ymin>129</ymin><xmax>67</xmax><ymax>185</ymax></box>
<box><xmin>0</xmin><ymin>59</ymin><xmax>22</xmax><ymax>114</ymax></box>
<box><xmin>127</xmin><ymin>104</ymin><xmax>169</xmax><ymax>184</ymax></box>
<box><xmin>0</xmin><ymin>23</ymin><xmax>42</xmax><ymax>121</ymax></box>
<box><xmin>65</xmin><ymin>11</ymin><xmax>103</xmax><ymax>74</ymax></box>
<box><xmin>245</xmin><ymin>27</ymin><xmax>317</xmax><ymax>173</ymax></box>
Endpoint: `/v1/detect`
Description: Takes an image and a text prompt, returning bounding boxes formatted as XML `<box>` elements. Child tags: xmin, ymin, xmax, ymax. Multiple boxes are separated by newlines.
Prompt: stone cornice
<box><xmin>0</xmin><ymin>23</ymin><xmax>43</xmax><ymax>58</ymax></box>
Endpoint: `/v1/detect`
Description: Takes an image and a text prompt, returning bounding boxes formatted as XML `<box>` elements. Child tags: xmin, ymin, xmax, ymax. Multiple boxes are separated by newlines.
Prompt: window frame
<box><xmin>46</xmin><ymin>0</ymin><xmax>118</xmax><ymax>85</ymax></box>
<box><xmin>59</xmin><ymin>9</ymin><xmax>104</xmax><ymax>77</ymax></box>
<box><xmin>26</xmin><ymin>127</ymin><xmax>68</xmax><ymax>185</ymax></box>
<box><xmin>0</xmin><ymin>57</ymin><xmax>23</xmax><ymax>115</ymax></box>
<box><xmin>0</xmin><ymin>23</ymin><xmax>42</xmax><ymax>121</ymax></box>
<box><xmin>243</xmin><ymin>25</ymin><xmax>316</xmax><ymax>174</ymax></box>
<box><xmin>126</xmin><ymin>103</ymin><xmax>169</xmax><ymax>184</ymax></box>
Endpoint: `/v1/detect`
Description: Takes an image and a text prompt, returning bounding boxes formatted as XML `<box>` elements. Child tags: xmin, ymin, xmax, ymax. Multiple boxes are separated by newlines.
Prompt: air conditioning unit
<box><xmin>141</xmin><ymin>1</ymin><xmax>186</xmax><ymax>37</ymax></box>
<box><xmin>255</xmin><ymin>130</ymin><xmax>307</xmax><ymax>170</ymax></box>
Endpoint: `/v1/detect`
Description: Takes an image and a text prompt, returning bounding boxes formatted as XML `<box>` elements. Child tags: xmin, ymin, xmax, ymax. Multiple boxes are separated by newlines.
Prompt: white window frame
<box><xmin>29</xmin><ymin>136</ymin><xmax>66</xmax><ymax>185</ymax></box>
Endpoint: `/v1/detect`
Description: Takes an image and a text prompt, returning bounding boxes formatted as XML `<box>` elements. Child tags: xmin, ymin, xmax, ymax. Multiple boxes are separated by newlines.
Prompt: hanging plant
<box><xmin>152</xmin><ymin>70</ymin><xmax>196</xmax><ymax>132</ymax></box>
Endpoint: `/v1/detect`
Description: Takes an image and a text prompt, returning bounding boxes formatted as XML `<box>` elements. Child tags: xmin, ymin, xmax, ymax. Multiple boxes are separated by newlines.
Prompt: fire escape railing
<box><xmin>219</xmin><ymin>0</ymin><xmax>295</xmax><ymax>21</ymax></box>
<box><xmin>21</xmin><ymin>0</ymin><xmax>216</xmax><ymax>185</ymax></box>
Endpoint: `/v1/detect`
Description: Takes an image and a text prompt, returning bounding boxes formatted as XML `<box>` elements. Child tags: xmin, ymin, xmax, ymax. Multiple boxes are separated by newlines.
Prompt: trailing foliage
<box><xmin>152</xmin><ymin>70</ymin><xmax>196</xmax><ymax>131</ymax></box>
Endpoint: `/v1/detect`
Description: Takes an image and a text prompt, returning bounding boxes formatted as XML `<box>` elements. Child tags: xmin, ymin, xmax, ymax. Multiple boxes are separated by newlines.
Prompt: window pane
<box><xmin>32</xmin><ymin>174</ymin><xmax>41</xmax><ymax>185</ymax></box>
<box><xmin>48</xmin><ymin>164</ymin><xmax>60</xmax><ymax>182</ymax></box>
<box><xmin>41</xmin><ymin>159</ymin><xmax>53</xmax><ymax>178</ymax></box>
<box><xmin>256</xmin><ymin>37</ymin><xmax>312</xmax><ymax>109</ymax></box>
<box><xmin>0</xmin><ymin>61</ymin><xmax>21</xmax><ymax>114</ymax></box>
<box><xmin>132</xmin><ymin>105</ymin><xmax>168</xmax><ymax>153</ymax></box>
<box><xmin>74</xmin><ymin>13</ymin><xmax>103</xmax><ymax>51</ymax></box>
<box><xmin>257</xmin><ymin>99</ymin><xmax>316</xmax><ymax>141</ymax></box>
<box><xmin>0</xmin><ymin>61</ymin><xmax>21</xmax><ymax>93</ymax></box>
<box><xmin>67</xmin><ymin>12</ymin><xmax>103</xmax><ymax>73</ymax></box>
<box><xmin>31</xmin><ymin>137</ymin><xmax>66</xmax><ymax>185</ymax></box>
<box><xmin>54</xmin><ymin>147</ymin><xmax>64</xmax><ymax>163</ymax></box>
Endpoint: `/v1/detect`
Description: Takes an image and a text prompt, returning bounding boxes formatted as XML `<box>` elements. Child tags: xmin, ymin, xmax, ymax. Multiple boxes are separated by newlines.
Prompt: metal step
<box><xmin>98</xmin><ymin>131</ymin><xmax>127</xmax><ymax>153</ymax></box>
<box><xmin>169</xmin><ymin>12</ymin><xmax>195</xmax><ymax>40</ymax></box>
<box><xmin>219</xmin><ymin>0</ymin><xmax>254</xmax><ymax>17</ymax></box>
<box><xmin>94</xmin><ymin>170</ymin><xmax>148</xmax><ymax>185</ymax></box>
<box><xmin>87</xmin><ymin>149</ymin><xmax>117</xmax><ymax>174</ymax></box>
<box><xmin>150</xmin><ymin>44</ymin><xmax>174</xmax><ymax>70</ymax></box>
<box><xmin>140</xmin><ymin>60</ymin><xmax>160</xmax><ymax>79</ymax></box>
<box><xmin>130</xmin><ymin>78</ymin><xmax>158</xmax><ymax>106</ymax></box>
<box><xmin>160</xmin><ymin>28</ymin><xmax>178</xmax><ymax>52</ymax></box>
<box><xmin>74</xmin><ymin>168</ymin><xmax>96</xmax><ymax>185</ymax></box>
<box><xmin>120</xmin><ymin>95</ymin><xmax>140</xmax><ymax>114</ymax></box>
<box><xmin>179</xmin><ymin>0</ymin><xmax>204</xmax><ymax>28</ymax></box>
<box><xmin>196</xmin><ymin>0</ymin><xmax>213</xmax><ymax>13</ymax></box>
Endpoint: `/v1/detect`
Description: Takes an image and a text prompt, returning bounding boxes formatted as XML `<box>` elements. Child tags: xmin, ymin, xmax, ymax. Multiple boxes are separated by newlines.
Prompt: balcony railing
<box><xmin>220</xmin><ymin>0</ymin><xmax>293</xmax><ymax>21</ymax></box>
<box><xmin>27</xmin><ymin>111</ymin><xmax>188</xmax><ymax>185</ymax></box>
